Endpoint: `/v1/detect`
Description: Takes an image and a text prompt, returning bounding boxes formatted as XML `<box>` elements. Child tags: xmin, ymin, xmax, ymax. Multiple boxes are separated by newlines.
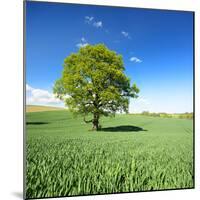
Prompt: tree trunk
<box><xmin>92</xmin><ymin>113</ymin><xmax>99</xmax><ymax>131</ymax></box>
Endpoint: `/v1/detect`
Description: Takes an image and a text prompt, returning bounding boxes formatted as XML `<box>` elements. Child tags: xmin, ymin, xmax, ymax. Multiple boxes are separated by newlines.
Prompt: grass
<box><xmin>26</xmin><ymin>109</ymin><xmax>194</xmax><ymax>199</ymax></box>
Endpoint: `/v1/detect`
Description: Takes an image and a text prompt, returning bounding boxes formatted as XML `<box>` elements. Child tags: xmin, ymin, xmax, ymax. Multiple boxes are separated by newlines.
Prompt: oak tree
<box><xmin>53</xmin><ymin>44</ymin><xmax>139</xmax><ymax>130</ymax></box>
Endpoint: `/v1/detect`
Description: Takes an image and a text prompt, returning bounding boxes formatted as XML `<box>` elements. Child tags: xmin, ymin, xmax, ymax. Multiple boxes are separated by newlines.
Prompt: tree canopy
<box><xmin>53</xmin><ymin>44</ymin><xmax>139</xmax><ymax>130</ymax></box>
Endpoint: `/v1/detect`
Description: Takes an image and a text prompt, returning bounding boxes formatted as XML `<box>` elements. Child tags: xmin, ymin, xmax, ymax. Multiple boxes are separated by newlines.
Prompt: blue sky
<box><xmin>26</xmin><ymin>1</ymin><xmax>194</xmax><ymax>113</ymax></box>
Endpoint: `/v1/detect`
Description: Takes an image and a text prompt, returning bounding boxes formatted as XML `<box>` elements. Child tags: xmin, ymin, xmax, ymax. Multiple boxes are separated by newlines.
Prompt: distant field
<box><xmin>26</xmin><ymin>105</ymin><xmax>64</xmax><ymax>112</ymax></box>
<box><xmin>26</xmin><ymin>109</ymin><xmax>194</xmax><ymax>199</ymax></box>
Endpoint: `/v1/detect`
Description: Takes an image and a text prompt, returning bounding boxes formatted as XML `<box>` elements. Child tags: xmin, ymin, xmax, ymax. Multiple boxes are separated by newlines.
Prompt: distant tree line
<box><xmin>136</xmin><ymin>111</ymin><xmax>193</xmax><ymax>119</ymax></box>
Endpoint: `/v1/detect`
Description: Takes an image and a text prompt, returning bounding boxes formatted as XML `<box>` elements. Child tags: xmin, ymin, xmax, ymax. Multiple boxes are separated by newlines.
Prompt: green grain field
<box><xmin>26</xmin><ymin>108</ymin><xmax>194</xmax><ymax>199</ymax></box>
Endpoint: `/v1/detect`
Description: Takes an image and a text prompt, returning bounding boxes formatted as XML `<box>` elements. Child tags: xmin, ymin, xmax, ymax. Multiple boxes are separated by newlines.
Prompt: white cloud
<box><xmin>85</xmin><ymin>16</ymin><xmax>94</xmax><ymax>24</ymax></box>
<box><xmin>26</xmin><ymin>84</ymin><xmax>33</xmax><ymax>92</ymax></box>
<box><xmin>129</xmin><ymin>97</ymin><xmax>151</xmax><ymax>113</ymax></box>
<box><xmin>26</xmin><ymin>84</ymin><xmax>63</xmax><ymax>106</ymax></box>
<box><xmin>93</xmin><ymin>21</ymin><xmax>103</xmax><ymax>28</ymax></box>
<box><xmin>76</xmin><ymin>37</ymin><xmax>89</xmax><ymax>48</ymax></box>
<box><xmin>121</xmin><ymin>31</ymin><xmax>131</xmax><ymax>39</ymax></box>
<box><xmin>85</xmin><ymin>16</ymin><xmax>103</xmax><ymax>28</ymax></box>
<box><xmin>76</xmin><ymin>43</ymin><xmax>88</xmax><ymax>48</ymax></box>
<box><xmin>121</xmin><ymin>31</ymin><xmax>128</xmax><ymax>37</ymax></box>
<box><xmin>81</xmin><ymin>37</ymin><xmax>87</xmax><ymax>43</ymax></box>
<box><xmin>130</xmin><ymin>56</ymin><xmax>142</xmax><ymax>63</ymax></box>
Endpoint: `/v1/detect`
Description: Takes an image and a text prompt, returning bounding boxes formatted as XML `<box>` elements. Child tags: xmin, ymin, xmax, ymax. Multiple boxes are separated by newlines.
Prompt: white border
<box><xmin>0</xmin><ymin>0</ymin><xmax>199</xmax><ymax>199</ymax></box>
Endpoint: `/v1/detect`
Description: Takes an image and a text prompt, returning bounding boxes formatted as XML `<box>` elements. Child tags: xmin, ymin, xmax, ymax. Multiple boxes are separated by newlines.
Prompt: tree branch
<box><xmin>83</xmin><ymin>116</ymin><xmax>93</xmax><ymax>123</ymax></box>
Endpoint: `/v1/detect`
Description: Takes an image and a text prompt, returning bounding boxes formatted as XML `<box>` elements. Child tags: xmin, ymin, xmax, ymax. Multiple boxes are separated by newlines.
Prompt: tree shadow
<box><xmin>100</xmin><ymin>125</ymin><xmax>147</xmax><ymax>132</ymax></box>
<box><xmin>26</xmin><ymin>122</ymin><xmax>49</xmax><ymax>125</ymax></box>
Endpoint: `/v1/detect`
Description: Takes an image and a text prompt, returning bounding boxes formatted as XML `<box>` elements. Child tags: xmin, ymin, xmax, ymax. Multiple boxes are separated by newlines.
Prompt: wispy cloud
<box><xmin>76</xmin><ymin>37</ymin><xmax>89</xmax><ymax>48</ymax></box>
<box><xmin>121</xmin><ymin>31</ymin><xmax>131</xmax><ymax>39</ymax></box>
<box><xmin>26</xmin><ymin>84</ymin><xmax>63</xmax><ymax>106</ymax></box>
<box><xmin>93</xmin><ymin>21</ymin><xmax>103</xmax><ymax>28</ymax></box>
<box><xmin>85</xmin><ymin>16</ymin><xmax>94</xmax><ymax>24</ymax></box>
<box><xmin>80</xmin><ymin>37</ymin><xmax>87</xmax><ymax>43</ymax></box>
<box><xmin>130</xmin><ymin>56</ymin><xmax>142</xmax><ymax>63</ymax></box>
<box><xmin>85</xmin><ymin>16</ymin><xmax>103</xmax><ymax>28</ymax></box>
<box><xmin>76</xmin><ymin>43</ymin><xmax>88</xmax><ymax>48</ymax></box>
